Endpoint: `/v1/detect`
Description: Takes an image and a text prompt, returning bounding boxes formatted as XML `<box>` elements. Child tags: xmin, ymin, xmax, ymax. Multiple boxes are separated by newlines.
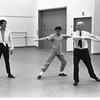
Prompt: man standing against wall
<box><xmin>72</xmin><ymin>21</ymin><xmax>100</xmax><ymax>86</ymax></box>
<box><xmin>0</xmin><ymin>19</ymin><xmax>15</xmax><ymax>78</ymax></box>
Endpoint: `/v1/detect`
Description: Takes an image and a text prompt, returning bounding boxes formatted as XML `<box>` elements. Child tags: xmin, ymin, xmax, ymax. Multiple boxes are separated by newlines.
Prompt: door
<box><xmin>74</xmin><ymin>17</ymin><xmax>92</xmax><ymax>53</ymax></box>
<box><xmin>38</xmin><ymin>8</ymin><xmax>67</xmax><ymax>51</ymax></box>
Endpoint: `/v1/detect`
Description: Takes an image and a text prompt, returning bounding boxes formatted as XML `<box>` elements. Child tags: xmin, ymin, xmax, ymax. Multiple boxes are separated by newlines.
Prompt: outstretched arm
<box><xmin>63</xmin><ymin>35</ymin><xmax>82</xmax><ymax>40</ymax></box>
<box><xmin>33</xmin><ymin>37</ymin><xmax>48</xmax><ymax>42</ymax></box>
<box><xmin>63</xmin><ymin>35</ymin><xmax>72</xmax><ymax>39</ymax></box>
<box><xmin>85</xmin><ymin>34</ymin><xmax>100</xmax><ymax>42</ymax></box>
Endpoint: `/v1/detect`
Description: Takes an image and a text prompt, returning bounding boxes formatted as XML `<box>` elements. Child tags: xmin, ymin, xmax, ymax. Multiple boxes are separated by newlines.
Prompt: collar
<box><xmin>77</xmin><ymin>30</ymin><xmax>83</xmax><ymax>32</ymax></box>
<box><xmin>0</xmin><ymin>28</ymin><xmax>7</xmax><ymax>31</ymax></box>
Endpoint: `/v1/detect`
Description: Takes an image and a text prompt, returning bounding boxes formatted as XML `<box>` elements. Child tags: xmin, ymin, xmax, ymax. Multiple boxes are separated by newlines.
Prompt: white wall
<box><xmin>0</xmin><ymin>0</ymin><xmax>35</xmax><ymax>16</ymax></box>
<box><xmin>1</xmin><ymin>0</ymin><xmax>98</xmax><ymax>52</ymax></box>
<box><xmin>0</xmin><ymin>0</ymin><xmax>35</xmax><ymax>47</ymax></box>
<box><xmin>67</xmin><ymin>0</ymin><xmax>95</xmax><ymax>52</ymax></box>
<box><xmin>93</xmin><ymin>0</ymin><xmax>100</xmax><ymax>53</ymax></box>
<box><xmin>35</xmin><ymin>0</ymin><xmax>95</xmax><ymax>52</ymax></box>
<box><xmin>37</xmin><ymin>0</ymin><xmax>67</xmax><ymax>10</ymax></box>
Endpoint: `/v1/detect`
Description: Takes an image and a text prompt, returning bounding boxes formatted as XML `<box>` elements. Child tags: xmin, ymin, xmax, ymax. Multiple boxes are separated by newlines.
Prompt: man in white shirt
<box><xmin>34</xmin><ymin>26</ymin><xmax>70</xmax><ymax>79</ymax></box>
<box><xmin>0</xmin><ymin>19</ymin><xmax>15</xmax><ymax>78</ymax></box>
<box><xmin>72</xmin><ymin>21</ymin><xmax>100</xmax><ymax>86</ymax></box>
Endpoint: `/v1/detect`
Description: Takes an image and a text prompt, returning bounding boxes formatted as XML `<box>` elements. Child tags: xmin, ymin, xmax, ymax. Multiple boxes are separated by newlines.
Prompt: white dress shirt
<box><xmin>72</xmin><ymin>30</ymin><xmax>100</xmax><ymax>49</ymax></box>
<box><xmin>72</xmin><ymin>30</ymin><xmax>90</xmax><ymax>49</ymax></box>
<box><xmin>0</xmin><ymin>29</ymin><xmax>14</xmax><ymax>50</ymax></box>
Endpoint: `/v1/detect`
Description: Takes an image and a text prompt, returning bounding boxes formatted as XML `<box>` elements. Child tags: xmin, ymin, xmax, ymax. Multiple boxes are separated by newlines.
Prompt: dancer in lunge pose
<box><xmin>34</xmin><ymin>26</ymin><xmax>70</xmax><ymax>79</ymax></box>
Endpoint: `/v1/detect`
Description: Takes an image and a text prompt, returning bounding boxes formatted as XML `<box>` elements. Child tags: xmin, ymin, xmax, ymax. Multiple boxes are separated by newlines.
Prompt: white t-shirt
<box><xmin>47</xmin><ymin>33</ymin><xmax>63</xmax><ymax>54</ymax></box>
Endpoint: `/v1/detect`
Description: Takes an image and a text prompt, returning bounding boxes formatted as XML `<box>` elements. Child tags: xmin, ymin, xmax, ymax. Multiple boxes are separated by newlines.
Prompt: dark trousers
<box><xmin>0</xmin><ymin>43</ymin><xmax>11</xmax><ymax>74</ymax></box>
<box><xmin>73</xmin><ymin>48</ymin><xmax>97</xmax><ymax>82</ymax></box>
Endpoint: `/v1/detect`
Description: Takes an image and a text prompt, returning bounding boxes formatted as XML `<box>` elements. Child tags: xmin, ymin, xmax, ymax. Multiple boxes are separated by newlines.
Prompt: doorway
<box><xmin>74</xmin><ymin>17</ymin><xmax>92</xmax><ymax>53</ymax></box>
<box><xmin>38</xmin><ymin>8</ymin><xmax>67</xmax><ymax>51</ymax></box>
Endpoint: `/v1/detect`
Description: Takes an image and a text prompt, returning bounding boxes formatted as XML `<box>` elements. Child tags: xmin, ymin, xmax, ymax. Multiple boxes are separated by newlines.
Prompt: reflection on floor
<box><xmin>0</xmin><ymin>47</ymin><xmax>100</xmax><ymax>98</ymax></box>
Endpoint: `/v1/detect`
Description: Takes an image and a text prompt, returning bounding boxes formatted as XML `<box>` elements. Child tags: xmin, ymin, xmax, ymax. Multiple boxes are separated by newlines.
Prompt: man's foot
<box><xmin>59</xmin><ymin>73</ymin><xmax>67</xmax><ymax>76</ymax></box>
<box><xmin>8</xmin><ymin>74</ymin><xmax>15</xmax><ymax>78</ymax></box>
<box><xmin>73</xmin><ymin>82</ymin><xmax>78</xmax><ymax>86</ymax></box>
<box><xmin>95</xmin><ymin>77</ymin><xmax>100</xmax><ymax>82</ymax></box>
<box><xmin>37</xmin><ymin>75</ymin><xmax>42</xmax><ymax>79</ymax></box>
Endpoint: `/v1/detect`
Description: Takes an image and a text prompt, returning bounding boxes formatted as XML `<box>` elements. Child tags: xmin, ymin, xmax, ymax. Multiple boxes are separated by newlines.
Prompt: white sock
<box><xmin>39</xmin><ymin>71</ymin><xmax>43</xmax><ymax>76</ymax></box>
<box><xmin>59</xmin><ymin>71</ymin><xmax>64</xmax><ymax>74</ymax></box>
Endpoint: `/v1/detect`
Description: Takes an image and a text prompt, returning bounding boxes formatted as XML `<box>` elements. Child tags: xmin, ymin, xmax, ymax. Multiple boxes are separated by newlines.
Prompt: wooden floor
<box><xmin>0</xmin><ymin>47</ymin><xmax>100</xmax><ymax>98</ymax></box>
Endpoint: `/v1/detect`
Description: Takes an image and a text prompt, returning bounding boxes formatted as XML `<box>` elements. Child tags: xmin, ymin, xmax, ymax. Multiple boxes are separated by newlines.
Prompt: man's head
<box><xmin>76</xmin><ymin>21</ymin><xmax>84</xmax><ymax>31</ymax></box>
<box><xmin>55</xmin><ymin>26</ymin><xmax>62</xmax><ymax>36</ymax></box>
<box><xmin>0</xmin><ymin>19</ymin><xmax>7</xmax><ymax>29</ymax></box>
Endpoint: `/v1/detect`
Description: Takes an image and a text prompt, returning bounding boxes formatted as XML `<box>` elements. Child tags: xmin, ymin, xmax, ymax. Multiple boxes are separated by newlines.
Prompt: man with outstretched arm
<box><xmin>34</xmin><ymin>26</ymin><xmax>70</xmax><ymax>79</ymax></box>
<box><xmin>71</xmin><ymin>21</ymin><xmax>100</xmax><ymax>86</ymax></box>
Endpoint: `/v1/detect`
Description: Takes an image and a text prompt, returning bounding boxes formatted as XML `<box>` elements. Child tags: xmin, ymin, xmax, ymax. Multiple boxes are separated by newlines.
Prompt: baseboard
<box><xmin>91</xmin><ymin>53</ymin><xmax>100</xmax><ymax>55</ymax></box>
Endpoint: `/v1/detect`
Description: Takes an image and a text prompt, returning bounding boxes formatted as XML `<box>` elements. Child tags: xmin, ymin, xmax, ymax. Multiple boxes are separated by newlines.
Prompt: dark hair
<box><xmin>55</xmin><ymin>26</ymin><xmax>62</xmax><ymax>30</ymax></box>
<box><xmin>0</xmin><ymin>19</ymin><xmax>7</xmax><ymax>26</ymax></box>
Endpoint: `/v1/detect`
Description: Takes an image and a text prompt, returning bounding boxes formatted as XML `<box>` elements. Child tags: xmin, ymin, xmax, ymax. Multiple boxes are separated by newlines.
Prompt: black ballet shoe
<box><xmin>59</xmin><ymin>73</ymin><xmax>67</xmax><ymax>76</ymax></box>
<box><xmin>95</xmin><ymin>77</ymin><xmax>100</xmax><ymax>82</ymax></box>
<box><xmin>8</xmin><ymin>74</ymin><xmax>15</xmax><ymax>78</ymax></box>
<box><xmin>73</xmin><ymin>82</ymin><xmax>78</xmax><ymax>86</ymax></box>
<box><xmin>37</xmin><ymin>75</ymin><xmax>42</xmax><ymax>79</ymax></box>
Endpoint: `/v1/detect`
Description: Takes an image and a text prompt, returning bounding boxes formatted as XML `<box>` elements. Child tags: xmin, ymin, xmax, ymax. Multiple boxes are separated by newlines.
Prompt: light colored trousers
<box><xmin>41</xmin><ymin>50</ymin><xmax>67</xmax><ymax>72</ymax></box>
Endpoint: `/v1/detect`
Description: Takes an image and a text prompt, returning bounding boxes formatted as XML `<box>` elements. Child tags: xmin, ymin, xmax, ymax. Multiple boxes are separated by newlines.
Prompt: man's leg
<box><xmin>82</xmin><ymin>49</ymin><xmax>100</xmax><ymax>81</ymax></box>
<box><xmin>73</xmin><ymin>49</ymin><xmax>81</xmax><ymax>86</ymax></box>
<box><xmin>3</xmin><ymin>44</ymin><xmax>15</xmax><ymax>78</ymax></box>
<box><xmin>37</xmin><ymin>51</ymin><xmax>56</xmax><ymax>79</ymax></box>
<box><xmin>57</xmin><ymin>54</ymin><xmax>67</xmax><ymax>76</ymax></box>
<box><xmin>0</xmin><ymin>44</ymin><xmax>3</xmax><ymax>59</ymax></box>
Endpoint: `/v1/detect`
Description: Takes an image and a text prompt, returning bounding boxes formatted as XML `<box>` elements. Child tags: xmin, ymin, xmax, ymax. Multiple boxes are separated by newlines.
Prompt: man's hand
<box><xmin>72</xmin><ymin>36</ymin><xmax>81</xmax><ymax>39</ymax></box>
<box><xmin>9</xmin><ymin>50</ymin><xmax>13</xmax><ymax>55</ymax></box>
<box><xmin>33</xmin><ymin>39</ymin><xmax>38</xmax><ymax>42</ymax></box>
<box><xmin>63</xmin><ymin>35</ymin><xmax>71</xmax><ymax>39</ymax></box>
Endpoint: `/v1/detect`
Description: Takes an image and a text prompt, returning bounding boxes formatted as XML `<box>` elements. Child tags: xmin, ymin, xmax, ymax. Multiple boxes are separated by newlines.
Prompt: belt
<box><xmin>0</xmin><ymin>43</ymin><xmax>3</xmax><ymax>44</ymax></box>
<box><xmin>0</xmin><ymin>42</ymin><xmax>7</xmax><ymax>46</ymax></box>
<box><xmin>74</xmin><ymin>48</ymin><xmax>88</xmax><ymax>51</ymax></box>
